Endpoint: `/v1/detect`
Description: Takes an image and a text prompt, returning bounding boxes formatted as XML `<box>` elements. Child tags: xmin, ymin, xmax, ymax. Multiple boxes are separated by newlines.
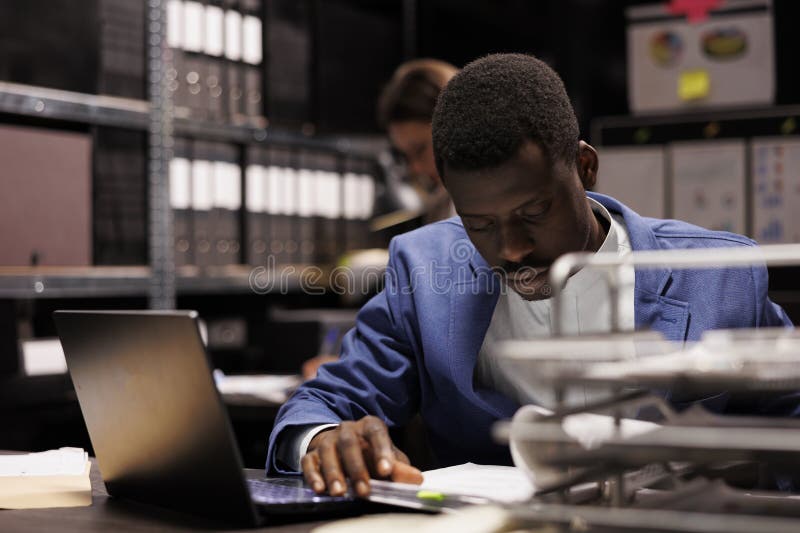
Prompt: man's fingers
<box><xmin>318</xmin><ymin>439</ymin><xmax>347</xmax><ymax>496</ymax></box>
<box><xmin>361</xmin><ymin>417</ymin><xmax>394</xmax><ymax>477</ymax></box>
<box><xmin>337</xmin><ymin>422</ymin><xmax>371</xmax><ymax>496</ymax></box>
<box><xmin>392</xmin><ymin>446</ymin><xmax>411</xmax><ymax>465</ymax></box>
<box><xmin>301</xmin><ymin>451</ymin><xmax>325</xmax><ymax>493</ymax></box>
<box><xmin>390</xmin><ymin>461</ymin><xmax>424</xmax><ymax>485</ymax></box>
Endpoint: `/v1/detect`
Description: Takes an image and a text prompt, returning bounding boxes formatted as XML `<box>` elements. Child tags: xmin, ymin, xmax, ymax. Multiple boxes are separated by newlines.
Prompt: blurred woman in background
<box><xmin>377</xmin><ymin>59</ymin><xmax>459</xmax><ymax>225</ymax></box>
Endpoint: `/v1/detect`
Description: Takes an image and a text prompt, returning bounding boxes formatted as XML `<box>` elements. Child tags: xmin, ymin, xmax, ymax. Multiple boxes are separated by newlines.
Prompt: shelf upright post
<box><xmin>147</xmin><ymin>0</ymin><xmax>176</xmax><ymax>309</ymax></box>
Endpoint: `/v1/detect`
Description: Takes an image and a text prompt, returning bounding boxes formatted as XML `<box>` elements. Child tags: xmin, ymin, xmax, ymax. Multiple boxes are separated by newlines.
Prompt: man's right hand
<box><xmin>301</xmin><ymin>415</ymin><xmax>423</xmax><ymax>497</ymax></box>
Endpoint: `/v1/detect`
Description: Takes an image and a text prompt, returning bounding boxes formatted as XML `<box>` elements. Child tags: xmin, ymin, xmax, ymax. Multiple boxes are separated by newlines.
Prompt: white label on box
<box><xmin>225</xmin><ymin>161</ymin><xmax>242</xmax><ymax>210</ymax></box>
<box><xmin>297</xmin><ymin>169</ymin><xmax>315</xmax><ymax>217</ymax></box>
<box><xmin>191</xmin><ymin>160</ymin><xmax>214</xmax><ymax>211</ymax></box>
<box><xmin>166</xmin><ymin>0</ymin><xmax>183</xmax><ymax>49</ymax></box>
<box><xmin>182</xmin><ymin>1</ymin><xmax>205</xmax><ymax>52</ymax></box>
<box><xmin>204</xmin><ymin>5</ymin><xmax>225</xmax><ymax>57</ymax></box>
<box><xmin>358</xmin><ymin>174</ymin><xmax>375</xmax><ymax>219</ymax></box>
<box><xmin>324</xmin><ymin>171</ymin><xmax>342</xmax><ymax>219</ymax></box>
<box><xmin>22</xmin><ymin>339</ymin><xmax>67</xmax><ymax>376</ymax></box>
<box><xmin>265</xmin><ymin>166</ymin><xmax>281</xmax><ymax>215</ymax></box>
<box><xmin>245</xmin><ymin>165</ymin><xmax>265</xmax><ymax>212</ymax></box>
<box><xmin>279</xmin><ymin>167</ymin><xmax>298</xmax><ymax>216</ymax></box>
<box><xmin>213</xmin><ymin>161</ymin><xmax>241</xmax><ymax>210</ymax></box>
<box><xmin>224</xmin><ymin>10</ymin><xmax>243</xmax><ymax>61</ymax></box>
<box><xmin>342</xmin><ymin>172</ymin><xmax>360</xmax><ymax>220</ymax></box>
<box><xmin>242</xmin><ymin>15</ymin><xmax>263</xmax><ymax>65</ymax></box>
<box><xmin>169</xmin><ymin>157</ymin><xmax>192</xmax><ymax>209</ymax></box>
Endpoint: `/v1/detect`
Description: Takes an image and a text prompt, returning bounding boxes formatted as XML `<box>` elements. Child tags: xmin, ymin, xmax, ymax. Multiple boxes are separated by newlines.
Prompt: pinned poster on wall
<box><xmin>670</xmin><ymin>140</ymin><xmax>746</xmax><ymax>235</ymax></box>
<box><xmin>595</xmin><ymin>146</ymin><xmax>666</xmax><ymax>219</ymax></box>
<box><xmin>751</xmin><ymin>137</ymin><xmax>800</xmax><ymax>244</ymax></box>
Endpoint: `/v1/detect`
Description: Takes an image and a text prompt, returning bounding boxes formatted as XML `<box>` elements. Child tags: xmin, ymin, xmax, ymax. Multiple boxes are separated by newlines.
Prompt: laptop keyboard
<box><xmin>247</xmin><ymin>477</ymin><xmax>352</xmax><ymax>504</ymax></box>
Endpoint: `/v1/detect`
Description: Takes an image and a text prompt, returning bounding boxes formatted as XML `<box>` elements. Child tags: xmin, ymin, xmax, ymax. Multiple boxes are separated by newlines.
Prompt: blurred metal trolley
<box><xmin>492</xmin><ymin>243</ymin><xmax>800</xmax><ymax>532</ymax></box>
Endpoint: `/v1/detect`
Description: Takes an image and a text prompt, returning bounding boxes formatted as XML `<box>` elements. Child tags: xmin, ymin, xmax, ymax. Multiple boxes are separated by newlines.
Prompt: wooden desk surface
<box><xmin>0</xmin><ymin>457</ymin><xmax>344</xmax><ymax>532</ymax></box>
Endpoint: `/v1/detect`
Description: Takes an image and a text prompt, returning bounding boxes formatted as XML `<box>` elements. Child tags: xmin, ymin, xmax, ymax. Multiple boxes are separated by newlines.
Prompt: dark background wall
<box><xmin>1</xmin><ymin>0</ymin><xmax>798</xmax><ymax>136</ymax></box>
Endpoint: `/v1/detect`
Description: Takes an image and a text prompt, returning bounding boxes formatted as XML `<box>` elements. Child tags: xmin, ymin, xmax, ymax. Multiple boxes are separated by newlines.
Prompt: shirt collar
<box><xmin>561</xmin><ymin>197</ymin><xmax>627</xmax><ymax>293</ymax></box>
<box><xmin>590</xmin><ymin>196</ymin><xmax>621</xmax><ymax>255</ymax></box>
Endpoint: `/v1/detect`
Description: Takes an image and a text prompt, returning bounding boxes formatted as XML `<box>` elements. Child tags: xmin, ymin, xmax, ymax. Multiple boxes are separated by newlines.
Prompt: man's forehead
<box><xmin>446</xmin><ymin>144</ymin><xmax>554</xmax><ymax>205</ymax></box>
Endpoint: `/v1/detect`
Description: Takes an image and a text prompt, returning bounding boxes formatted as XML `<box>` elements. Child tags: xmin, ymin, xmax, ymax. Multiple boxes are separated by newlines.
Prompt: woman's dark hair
<box><xmin>377</xmin><ymin>59</ymin><xmax>458</xmax><ymax>128</ymax></box>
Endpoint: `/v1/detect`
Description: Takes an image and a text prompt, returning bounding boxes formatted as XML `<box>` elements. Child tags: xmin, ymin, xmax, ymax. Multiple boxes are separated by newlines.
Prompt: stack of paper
<box><xmin>213</xmin><ymin>370</ymin><xmax>301</xmax><ymax>404</ymax></box>
<box><xmin>420</xmin><ymin>463</ymin><xmax>535</xmax><ymax>504</ymax></box>
<box><xmin>0</xmin><ymin>447</ymin><xmax>92</xmax><ymax>509</ymax></box>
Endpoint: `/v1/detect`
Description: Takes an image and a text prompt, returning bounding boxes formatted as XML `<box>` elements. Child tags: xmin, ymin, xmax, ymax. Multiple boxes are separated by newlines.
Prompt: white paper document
<box><xmin>213</xmin><ymin>371</ymin><xmax>301</xmax><ymax>404</ymax></box>
<box><xmin>752</xmin><ymin>137</ymin><xmax>800</xmax><ymax>243</ymax></box>
<box><xmin>0</xmin><ymin>447</ymin><xmax>88</xmax><ymax>477</ymax></box>
<box><xmin>0</xmin><ymin>448</ymin><xmax>91</xmax><ymax>509</ymax></box>
<box><xmin>670</xmin><ymin>140</ymin><xmax>746</xmax><ymax>234</ymax></box>
<box><xmin>595</xmin><ymin>146</ymin><xmax>666</xmax><ymax>218</ymax></box>
<box><xmin>419</xmin><ymin>463</ymin><xmax>534</xmax><ymax>503</ymax></box>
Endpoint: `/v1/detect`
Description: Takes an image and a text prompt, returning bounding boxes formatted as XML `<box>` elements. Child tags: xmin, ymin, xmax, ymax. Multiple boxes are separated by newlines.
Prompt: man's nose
<box><xmin>497</xmin><ymin>221</ymin><xmax>533</xmax><ymax>264</ymax></box>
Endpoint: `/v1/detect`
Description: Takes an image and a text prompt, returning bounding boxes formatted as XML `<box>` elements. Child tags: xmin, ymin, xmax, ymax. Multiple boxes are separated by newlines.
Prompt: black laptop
<box><xmin>53</xmin><ymin>310</ymin><xmax>357</xmax><ymax>526</ymax></box>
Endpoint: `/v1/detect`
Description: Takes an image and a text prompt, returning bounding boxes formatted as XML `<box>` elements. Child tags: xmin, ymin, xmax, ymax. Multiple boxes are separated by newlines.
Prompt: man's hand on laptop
<box><xmin>301</xmin><ymin>415</ymin><xmax>423</xmax><ymax>497</ymax></box>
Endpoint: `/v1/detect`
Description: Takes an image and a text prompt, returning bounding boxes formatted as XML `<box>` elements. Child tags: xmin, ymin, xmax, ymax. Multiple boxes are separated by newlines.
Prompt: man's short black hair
<box><xmin>432</xmin><ymin>53</ymin><xmax>579</xmax><ymax>179</ymax></box>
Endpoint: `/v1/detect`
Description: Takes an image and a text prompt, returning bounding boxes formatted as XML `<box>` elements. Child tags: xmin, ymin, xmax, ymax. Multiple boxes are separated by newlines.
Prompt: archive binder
<box><xmin>204</xmin><ymin>0</ymin><xmax>227</xmax><ymax>122</ymax></box>
<box><xmin>191</xmin><ymin>141</ymin><xmax>215</xmax><ymax>268</ymax></box>
<box><xmin>224</xmin><ymin>0</ymin><xmax>245</xmax><ymax>122</ymax></box>
<box><xmin>311</xmin><ymin>151</ymin><xmax>343</xmax><ymax>265</ymax></box>
<box><xmin>296</xmin><ymin>151</ymin><xmax>317</xmax><ymax>265</ymax></box>
<box><xmin>241</xmin><ymin>0</ymin><xmax>264</xmax><ymax>125</ymax></box>
<box><xmin>342</xmin><ymin>159</ymin><xmax>366</xmax><ymax>253</ymax></box>
<box><xmin>265</xmin><ymin>0</ymin><xmax>312</xmax><ymax>127</ymax></box>
<box><xmin>245</xmin><ymin>146</ymin><xmax>268</xmax><ymax>266</ymax></box>
<box><xmin>167</xmin><ymin>0</ymin><xmax>189</xmax><ymax>117</ymax></box>
<box><xmin>170</xmin><ymin>137</ymin><xmax>194</xmax><ymax>267</ymax></box>
<box><xmin>211</xmin><ymin>142</ymin><xmax>242</xmax><ymax>266</ymax></box>
<box><xmin>266</xmin><ymin>146</ymin><xmax>296</xmax><ymax>266</ymax></box>
<box><xmin>342</xmin><ymin>157</ymin><xmax>376</xmax><ymax>252</ymax></box>
<box><xmin>98</xmin><ymin>0</ymin><xmax>146</xmax><ymax>99</ymax></box>
<box><xmin>182</xmin><ymin>0</ymin><xmax>208</xmax><ymax>120</ymax></box>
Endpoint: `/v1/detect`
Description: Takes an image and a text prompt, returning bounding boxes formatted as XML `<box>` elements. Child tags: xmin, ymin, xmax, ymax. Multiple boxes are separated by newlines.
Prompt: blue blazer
<box><xmin>268</xmin><ymin>192</ymin><xmax>792</xmax><ymax>473</ymax></box>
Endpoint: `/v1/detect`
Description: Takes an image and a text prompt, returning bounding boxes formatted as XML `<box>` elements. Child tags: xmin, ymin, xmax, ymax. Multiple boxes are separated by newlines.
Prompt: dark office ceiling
<box><xmin>416</xmin><ymin>0</ymin><xmax>634</xmax><ymax>138</ymax></box>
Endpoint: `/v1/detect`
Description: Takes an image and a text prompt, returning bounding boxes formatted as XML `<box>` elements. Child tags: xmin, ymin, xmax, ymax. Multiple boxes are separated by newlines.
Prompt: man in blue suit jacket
<box><xmin>268</xmin><ymin>54</ymin><xmax>792</xmax><ymax>497</ymax></box>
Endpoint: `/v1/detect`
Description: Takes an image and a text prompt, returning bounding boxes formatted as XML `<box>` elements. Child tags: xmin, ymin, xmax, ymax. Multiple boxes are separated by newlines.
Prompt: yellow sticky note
<box><xmin>678</xmin><ymin>69</ymin><xmax>711</xmax><ymax>101</ymax></box>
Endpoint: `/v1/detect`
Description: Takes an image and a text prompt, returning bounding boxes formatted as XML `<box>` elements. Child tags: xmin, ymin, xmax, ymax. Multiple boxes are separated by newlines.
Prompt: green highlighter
<box><xmin>416</xmin><ymin>490</ymin><xmax>446</xmax><ymax>502</ymax></box>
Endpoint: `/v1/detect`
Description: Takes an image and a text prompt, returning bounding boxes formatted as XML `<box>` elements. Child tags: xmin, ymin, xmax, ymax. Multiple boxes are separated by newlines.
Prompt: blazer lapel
<box><xmin>589</xmin><ymin>191</ymin><xmax>691</xmax><ymax>343</ymax></box>
<box><xmin>448</xmin><ymin>272</ymin><xmax>519</xmax><ymax>418</ymax></box>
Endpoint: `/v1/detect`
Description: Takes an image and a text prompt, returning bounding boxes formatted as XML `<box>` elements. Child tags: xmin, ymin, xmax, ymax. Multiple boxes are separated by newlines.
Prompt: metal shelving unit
<box><xmin>0</xmin><ymin>81</ymin><xmax>150</xmax><ymax>129</ymax></box>
<box><xmin>147</xmin><ymin>0</ymin><xmax>174</xmax><ymax>309</ymax></box>
<box><xmin>0</xmin><ymin>3</ymin><xmax>388</xmax><ymax>302</ymax></box>
<box><xmin>591</xmin><ymin>104</ymin><xmax>800</xmax><ymax>147</ymax></box>
<box><xmin>0</xmin><ymin>265</ymin><xmax>327</xmax><ymax>299</ymax></box>
<box><xmin>0</xmin><ymin>81</ymin><xmax>371</xmax><ymax>154</ymax></box>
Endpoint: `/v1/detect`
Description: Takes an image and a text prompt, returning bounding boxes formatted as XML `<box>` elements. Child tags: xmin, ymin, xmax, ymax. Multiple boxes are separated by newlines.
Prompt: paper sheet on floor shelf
<box><xmin>213</xmin><ymin>371</ymin><xmax>302</xmax><ymax>403</ymax></box>
<box><xmin>0</xmin><ymin>447</ymin><xmax>92</xmax><ymax>509</ymax></box>
<box><xmin>420</xmin><ymin>463</ymin><xmax>535</xmax><ymax>503</ymax></box>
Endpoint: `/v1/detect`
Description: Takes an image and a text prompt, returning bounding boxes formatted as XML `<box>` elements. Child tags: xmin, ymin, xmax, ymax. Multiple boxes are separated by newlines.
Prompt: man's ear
<box><xmin>577</xmin><ymin>141</ymin><xmax>599</xmax><ymax>190</ymax></box>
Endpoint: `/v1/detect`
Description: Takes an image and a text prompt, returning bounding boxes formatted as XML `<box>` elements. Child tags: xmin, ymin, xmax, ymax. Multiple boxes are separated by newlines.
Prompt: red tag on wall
<box><xmin>667</xmin><ymin>0</ymin><xmax>723</xmax><ymax>23</ymax></box>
